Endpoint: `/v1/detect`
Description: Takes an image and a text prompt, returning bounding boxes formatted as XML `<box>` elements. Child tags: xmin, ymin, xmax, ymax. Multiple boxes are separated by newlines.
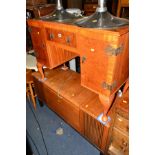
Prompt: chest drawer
<box><xmin>114</xmin><ymin>114</ymin><xmax>129</xmax><ymax>134</ymax></box>
<box><xmin>46</xmin><ymin>28</ymin><xmax>76</xmax><ymax>48</ymax></box>
<box><xmin>108</xmin><ymin>128</ymin><xmax>129</xmax><ymax>155</ymax></box>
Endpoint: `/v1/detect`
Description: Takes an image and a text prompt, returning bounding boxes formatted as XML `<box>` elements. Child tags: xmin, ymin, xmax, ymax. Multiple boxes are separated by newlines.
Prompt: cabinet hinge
<box><xmin>102</xmin><ymin>81</ymin><xmax>117</xmax><ymax>91</ymax></box>
<box><xmin>105</xmin><ymin>44</ymin><xmax>124</xmax><ymax>56</ymax></box>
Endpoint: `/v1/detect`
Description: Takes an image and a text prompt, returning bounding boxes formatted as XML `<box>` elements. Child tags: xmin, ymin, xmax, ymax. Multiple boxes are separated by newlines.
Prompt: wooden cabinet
<box><xmin>106</xmin><ymin>90</ymin><xmax>129</xmax><ymax>155</ymax></box>
<box><xmin>77</xmin><ymin>29</ymin><xmax>129</xmax><ymax>97</ymax></box>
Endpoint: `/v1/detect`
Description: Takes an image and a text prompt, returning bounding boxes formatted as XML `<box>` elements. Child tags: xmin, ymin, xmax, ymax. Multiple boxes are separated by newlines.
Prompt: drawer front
<box><xmin>114</xmin><ymin>114</ymin><xmax>129</xmax><ymax>134</ymax></box>
<box><xmin>46</xmin><ymin>28</ymin><xmax>76</xmax><ymax>48</ymax></box>
<box><xmin>108</xmin><ymin>128</ymin><xmax>129</xmax><ymax>155</ymax></box>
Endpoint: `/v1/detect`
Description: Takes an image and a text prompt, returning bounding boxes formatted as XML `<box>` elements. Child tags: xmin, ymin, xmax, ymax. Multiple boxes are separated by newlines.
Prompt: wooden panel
<box><xmin>46</xmin><ymin>43</ymin><xmax>77</xmax><ymax>68</ymax></box>
<box><xmin>82</xmin><ymin>112</ymin><xmax>104</xmax><ymax>149</ymax></box>
<box><xmin>42</xmin><ymin>84</ymin><xmax>80</xmax><ymax>132</ymax></box>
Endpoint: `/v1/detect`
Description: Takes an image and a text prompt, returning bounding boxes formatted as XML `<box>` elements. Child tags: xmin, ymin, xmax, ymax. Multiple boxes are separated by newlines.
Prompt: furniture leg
<box><xmin>28</xmin><ymin>82</ymin><xmax>37</xmax><ymax>110</ymax></box>
<box><xmin>38</xmin><ymin>99</ymin><xmax>44</xmax><ymax>107</ymax></box>
<box><xmin>99</xmin><ymin>93</ymin><xmax>115</xmax><ymax>122</ymax></box>
<box><xmin>37</xmin><ymin>62</ymin><xmax>45</xmax><ymax>80</ymax></box>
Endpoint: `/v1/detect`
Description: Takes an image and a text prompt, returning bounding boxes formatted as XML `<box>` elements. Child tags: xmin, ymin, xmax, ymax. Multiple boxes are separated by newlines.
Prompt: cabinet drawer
<box><xmin>108</xmin><ymin>128</ymin><xmax>129</xmax><ymax>155</ymax></box>
<box><xmin>114</xmin><ymin>114</ymin><xmax>129</xmax><ymax>134</ymax></box>
<box><xmin>46</xmin><ymin>28</ymin><xmax>76</xmax><ymax>47</ymax></box>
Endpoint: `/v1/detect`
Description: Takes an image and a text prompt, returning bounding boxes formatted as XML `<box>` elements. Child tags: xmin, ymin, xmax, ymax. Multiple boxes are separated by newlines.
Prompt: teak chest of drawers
<box><xmin>106</xmin><ymin>90</ymin><xmax>129</xmax><ymax>155</ymax></box>
<box><xmin>27</xmin><ymin>18</ymin><xmax>129</xmax><ymax>121</ymax></box>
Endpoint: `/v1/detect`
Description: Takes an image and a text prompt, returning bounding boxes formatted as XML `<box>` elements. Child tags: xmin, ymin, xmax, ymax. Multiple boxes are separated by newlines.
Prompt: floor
<box><xmin>26</xmin><ymin>98</ymin><xmax>101</xmax><ymax>155</ymax></box>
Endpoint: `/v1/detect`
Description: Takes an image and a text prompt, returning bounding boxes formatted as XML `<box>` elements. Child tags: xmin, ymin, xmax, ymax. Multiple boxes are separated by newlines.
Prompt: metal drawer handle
<box><xmin>50</xmin><ymin>33</ymin><xmax>54</xmax><ymax>40</ymax></box>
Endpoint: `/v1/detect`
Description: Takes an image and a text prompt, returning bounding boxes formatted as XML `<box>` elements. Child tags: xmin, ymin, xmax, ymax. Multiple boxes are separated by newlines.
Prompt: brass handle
<box><xmin>66</xmin><ymin>36</ymin><xmax>71</xmax><ymax>44</ymax></box>
<box><xmin>50</xmin><ymin>33</ymin><xmax>54</xmax><ymax>40</ymax></box>
<box><xmin>82</xmin><ymin>56</ymin><xmax>86</xmax><ymax>63</ymax></box>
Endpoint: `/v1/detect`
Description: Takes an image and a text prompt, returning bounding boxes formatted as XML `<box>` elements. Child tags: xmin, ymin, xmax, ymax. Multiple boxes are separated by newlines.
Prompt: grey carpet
<box><xmin>26</xmin><ymin>98</ymin><xmax>100</xmax><ymax>155</ymax></box>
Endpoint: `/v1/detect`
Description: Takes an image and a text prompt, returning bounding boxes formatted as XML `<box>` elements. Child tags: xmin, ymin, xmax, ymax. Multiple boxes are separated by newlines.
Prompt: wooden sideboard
<box><xmin>27</xmin><ymin>18</ymin><xmax>129</xmax><ymax>122</ymax></box>
<box><xmin>32</xmin><ymin>67</ymin><xmax>114</xmax><ymax>153</ymax></box>
<box><xmin>32</xmin><ymin>67</ymin><xmax>129</xmax><ymax>154</ymax></box>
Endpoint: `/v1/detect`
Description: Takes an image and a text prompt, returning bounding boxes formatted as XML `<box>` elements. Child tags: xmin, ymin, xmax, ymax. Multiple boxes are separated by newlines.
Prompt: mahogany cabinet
<box><xmin>27</xmin><ymin>18</ymin><xmax>129</xmax><ymax>121</ymax></box>
<box><xmin>106</xmin><ymin>90</ymin><xmax>129</xmax><ymax>155</ymax></box>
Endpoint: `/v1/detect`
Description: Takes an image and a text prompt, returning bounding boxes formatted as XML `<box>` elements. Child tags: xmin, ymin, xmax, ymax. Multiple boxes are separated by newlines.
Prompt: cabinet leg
<box><xmin>99</xmin><ymin>93</ymin><xmax>115</xmax><ymax>122</ymax></box>
<box><xmin>37</xmin><ymin>62</ymin><xmax>45</xmax><ymax>80</ymax></box>
<box><xmin>100</xmin><ymin>152</ymin><xmax>104</xmax><ymax>155</ymax></box>
<box><xmin>38</xmin><ymin>99</ymin><xmax>44</xmax><ymax>107</ymax></box>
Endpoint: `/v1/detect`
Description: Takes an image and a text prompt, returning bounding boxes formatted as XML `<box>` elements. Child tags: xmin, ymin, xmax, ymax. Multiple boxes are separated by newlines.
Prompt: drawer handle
<box><xmin>66</xmin><ymin>36</ymin><xmax>71</xmax><ymax>44</ymax></box>
<box><xmin>82</xmin><ymin>56</ymin><xmax>87</xmax><ymax>63</ymax></box>
<box><xmin>50</xmin><ymin>33</ymin><xmax>54</xmax><ymax>40</ymax></box>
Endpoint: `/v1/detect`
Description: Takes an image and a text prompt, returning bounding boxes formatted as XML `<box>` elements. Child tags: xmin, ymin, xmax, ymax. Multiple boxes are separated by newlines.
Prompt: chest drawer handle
<box><xmin>50</xmin><ymin>33</ymin><xmax>54</xmax><ymax>40</ymax></box>
<box><xmin>66</xmin><ymin>36</ymin><xmax>71</xmax><ymax>44</ymax></box>
<box><xmin>82</xmin><ymin>56</ymin><xmax>87</xmax><ymax>63</ymax></box>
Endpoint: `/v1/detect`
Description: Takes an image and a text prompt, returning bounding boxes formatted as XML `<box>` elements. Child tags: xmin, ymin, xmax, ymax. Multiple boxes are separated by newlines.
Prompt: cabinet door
<box><xmin>79</xmin><ymin>36</ymin><xmax>116</xmax><ymax>96</ymax></box>
<box><xmin>29</xmin><ymin>26</ymin><xmax>49</xmax><ymax>66</ymax></box>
